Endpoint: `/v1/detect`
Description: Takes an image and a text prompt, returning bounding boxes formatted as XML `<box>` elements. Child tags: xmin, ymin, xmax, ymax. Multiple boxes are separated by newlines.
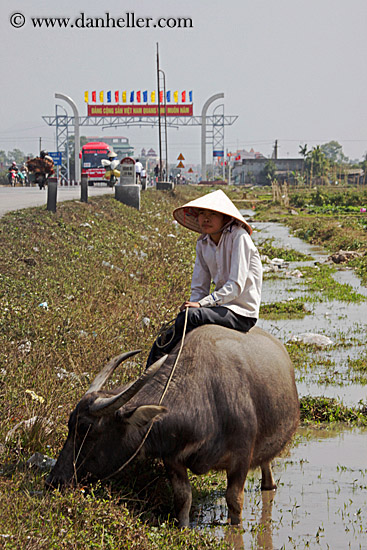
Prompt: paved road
<box><xmin>0</xmin><ymin>185</ymin><xmax>115</xmax><ymax>218</ymax></box>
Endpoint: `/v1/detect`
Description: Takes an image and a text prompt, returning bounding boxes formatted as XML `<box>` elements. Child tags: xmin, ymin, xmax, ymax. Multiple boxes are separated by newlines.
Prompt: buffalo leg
<box><xmin>164</xmin><ymin>461</ymin><xmax>192</xmax><ymax>528</ymax></box>
<box><xmin>226</xmin><ymin>466</ymin><xmax>249</xmax><ymax>525</ymax></box>
<box><xmin>260</xmin><ymin>462</ymin><xmax>276</xmax><ymax>490</ymax></box>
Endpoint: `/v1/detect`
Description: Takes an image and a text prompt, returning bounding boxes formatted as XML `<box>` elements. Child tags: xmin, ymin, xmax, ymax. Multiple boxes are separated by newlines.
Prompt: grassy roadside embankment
<box><xmin>1</xmin><ymin>185</ymin><xmax>366</xmax><ymax>548</ymax></box>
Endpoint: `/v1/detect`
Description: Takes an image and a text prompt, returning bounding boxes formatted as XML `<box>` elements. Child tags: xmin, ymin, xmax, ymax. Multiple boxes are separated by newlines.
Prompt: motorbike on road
<box><xmin>101</xmin><ymin>155</ymin><xmax>120</xmax><ymax>187</ymax></box>
<box><xmin>7</xmin><ymin>169</ymin><xmax>21</xmax><ymax>187</ymax></box>
<box><xmin>26</xmin><ymin>152</ymin><xmax>55</xmax><ymax>190</ymax></box>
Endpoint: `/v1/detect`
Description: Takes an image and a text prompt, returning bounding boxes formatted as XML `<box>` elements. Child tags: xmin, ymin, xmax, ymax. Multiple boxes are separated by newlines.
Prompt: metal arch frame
<box><xmin>212</xmin><ymin>105</ymin><xmax>225</xmax><ymax>156</ymax></box>
<box><xmin>210</xmin><ymin>104</ymin><xmax>225</xmax><ymax>179</ymax></box>
<box><xmin>42</xmin><ymin>115</ymin><xmax>238</xmax><ymax>127</ymax></box>
<box><xmin>55</xmin><ymin>105</ymin><xmax>70</xmax><ymax>185</ymax></box>
<box><xmin>200</xmin><ymin>93</ymin><xmax>224</xmax><ymax>180</ymax></box>
<box><xmin>42</xmin><ymin>103</ymin><xmax>238</xmax><ymax>184</ymax></box>
<box><xmin>55</xmin><ymin>93</ymin><xmax>80</xmax><ymax>183</ymax></box>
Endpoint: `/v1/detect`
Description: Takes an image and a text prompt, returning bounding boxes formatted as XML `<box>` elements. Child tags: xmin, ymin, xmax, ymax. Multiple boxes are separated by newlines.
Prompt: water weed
<box><xmin>300</xmin><ymin>395</ymin><xmax>367</xmax><ymax>425</ymax></box>
<box><xmin>260</xmin><ymin>300</ymin><xmax>308</xmax><ymax>319</ymax></box>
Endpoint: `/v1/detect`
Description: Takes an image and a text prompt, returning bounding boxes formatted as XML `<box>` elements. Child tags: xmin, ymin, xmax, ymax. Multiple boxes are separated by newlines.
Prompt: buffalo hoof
<box><xmin>261</xmin><ymin>482</ymin><xmax>277</xmax><ymax>491</ymax></box>
<box><xmin>229</xmin><ymin>514</ymin><xmax>241</xmax><ymax>526</ymax></box>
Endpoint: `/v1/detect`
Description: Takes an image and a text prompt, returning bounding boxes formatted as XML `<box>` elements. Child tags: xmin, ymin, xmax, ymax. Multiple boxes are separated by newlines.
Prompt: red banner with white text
<box><xmin>87</xmin><ymin>104</ymin><xmax>193</xmax><ymax>117</ymax></box>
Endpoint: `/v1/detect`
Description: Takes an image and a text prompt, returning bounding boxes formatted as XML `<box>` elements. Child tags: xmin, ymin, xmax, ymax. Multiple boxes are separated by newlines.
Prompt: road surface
<box><xmin>0</xmin><ymin>185</ymin><xmax>115</xmax><ymax>218</ymax></box>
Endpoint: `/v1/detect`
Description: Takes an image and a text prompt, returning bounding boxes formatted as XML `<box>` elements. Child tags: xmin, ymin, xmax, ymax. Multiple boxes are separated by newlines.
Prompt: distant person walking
<box><xmin>135</xmin><ymin>159</ymin><xmax>143</xmax><ymax>183</ymax></box>
<box><xmin>154</xmin><ymin>164</ymin><xmax>159</xmax><ymax>182</ymax></box>
<box><xmin>140</xmin><ymin>167</ymin><xmax>147</xmax><ymax>189</ymax></box>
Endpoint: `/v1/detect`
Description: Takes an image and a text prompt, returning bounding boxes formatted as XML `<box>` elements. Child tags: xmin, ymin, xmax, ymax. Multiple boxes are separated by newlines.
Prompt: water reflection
<box><xmin>219</xmin><ymin>491</ymin><xmax>275</xmax><ymax>550</ymax></box>
<box><xmin>204</xmin><ymin>427</ymin><xmax>367</xmax><ymax>549</ymax></box>
<box><xmin>235</xmin><ymin>491</ymin><xmax>274</xmax><ymax>550</ymax></box>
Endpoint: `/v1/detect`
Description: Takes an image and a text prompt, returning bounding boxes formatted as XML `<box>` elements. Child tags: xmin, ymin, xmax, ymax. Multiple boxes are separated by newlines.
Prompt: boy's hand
<box><xmin>179</xmin><ymin>301</ymin><xmax>201</xmax><ymax>311</ymax></box>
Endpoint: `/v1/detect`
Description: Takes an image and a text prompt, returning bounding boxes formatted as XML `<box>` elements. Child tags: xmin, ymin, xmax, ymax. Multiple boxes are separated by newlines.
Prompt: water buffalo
<box><xmin>47</xmin><ymin>325</ymin><xmax>299</xmax><ymax>527</ymax></box>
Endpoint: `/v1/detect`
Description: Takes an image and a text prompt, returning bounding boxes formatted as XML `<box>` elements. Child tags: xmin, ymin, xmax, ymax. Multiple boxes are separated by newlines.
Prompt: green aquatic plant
<box><xmin>300</xmin><ymin>395</ymin><xmax>367</xmax><ymax>425</ymax></box>
<box><xmin>347</xmin><ymin>355</ymin><xmax>367</xmax><ymax>384</ymax></box>
<box><xmin>260</xmin><ymin>300</ymin><xmax>308</xmax><ymax>319</ymax></box>
<box><xmin>257</xmin><ymin>239</ymin><xmax>311</xmax><ymax>262</ymax></box>
<box><xmin>301</xmin><ymin>265</ymin><xmax>366</xmax><ymax>302</ymax></box>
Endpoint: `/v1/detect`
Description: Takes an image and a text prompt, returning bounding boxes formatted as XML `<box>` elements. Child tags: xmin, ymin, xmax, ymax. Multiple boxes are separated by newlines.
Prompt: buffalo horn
<box><xmin>89</xmin><ymin>355</ymin><xmax>168</xmax><ymax>416</ymax></box>
<box><xmin>85</xmin><ymin>350</ymin><xmax>142</xmax><ymax>395</ymax></box>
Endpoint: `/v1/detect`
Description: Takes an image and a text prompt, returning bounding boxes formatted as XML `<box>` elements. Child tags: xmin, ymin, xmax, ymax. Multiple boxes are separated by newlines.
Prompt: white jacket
<box><xmin>190</xmin><ymin>223</ymin><xmax>262</xmax><ymax>318</ymax></box>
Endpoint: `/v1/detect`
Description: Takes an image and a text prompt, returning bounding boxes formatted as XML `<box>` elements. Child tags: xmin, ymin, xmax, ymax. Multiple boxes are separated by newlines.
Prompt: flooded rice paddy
<box><xmin>197</xmin><ymin>216</ymin><xmax>367</xmax><ymax>549</ymax></box>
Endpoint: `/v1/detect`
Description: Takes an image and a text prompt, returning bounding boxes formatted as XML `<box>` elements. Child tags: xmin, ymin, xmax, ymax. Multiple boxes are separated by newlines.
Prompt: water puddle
<box><xmin>334</xmin><ymin>268</ymin><xmax>367</xmax><ymax>298</ymax></box>
<box><xmin>194</xmin><ymin>427</ymin><xmax>367</xmax><ymax>549</ymax></box>
<box><xmin>251</xmin><ymin>219</ymin><xmax>328</xmax><ymax>262</ymax></box>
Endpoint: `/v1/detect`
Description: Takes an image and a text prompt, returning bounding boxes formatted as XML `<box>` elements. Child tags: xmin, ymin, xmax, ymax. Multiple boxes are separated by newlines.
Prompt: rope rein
<box><xmin>101</xmin><ymin>307</ymin><xmax>189</xmax><ymax>481</ymax></box>
<box><xmin>154</xmin><ymin>318</ymin><xmax>176</xmax><ymax>349</ymax></box>
<box><xmin>158</xmin><ymin>306</ymin><xmax>189</xmax><ymax>406</ymax></box>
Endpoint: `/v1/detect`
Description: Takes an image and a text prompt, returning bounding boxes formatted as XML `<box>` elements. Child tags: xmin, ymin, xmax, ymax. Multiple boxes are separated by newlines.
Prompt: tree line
<box><xmin>0</xmin><ymin>148</ymin><xmax>33</xmax><ymax>169</ymax></box>
<box><xmin>263</xmin><ymin>141</ymin><xmax>367</xmax><ymax>186</ymax></box>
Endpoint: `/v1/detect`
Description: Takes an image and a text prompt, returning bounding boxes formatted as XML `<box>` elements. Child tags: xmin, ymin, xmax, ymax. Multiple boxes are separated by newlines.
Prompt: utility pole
<box><xmin>39</xmin><ymin>137</ymin><xmax>42</xmax><ymax>154</ymax></box>
<box><xmin>156</xmin><ymin>43</ymin><xmax>163</xmax><ymax>181</ymax></box>
<box><xmin>273</xmin><ymin>139</ymin><xmax>278</xmax><ymax>160</ymax></box>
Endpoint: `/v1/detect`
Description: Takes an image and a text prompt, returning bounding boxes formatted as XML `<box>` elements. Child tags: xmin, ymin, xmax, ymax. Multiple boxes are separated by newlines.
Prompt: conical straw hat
<box><xmin>173</xmin><ymin>190</ymin><xmax>252</xmax><ymax>235</ymax></box>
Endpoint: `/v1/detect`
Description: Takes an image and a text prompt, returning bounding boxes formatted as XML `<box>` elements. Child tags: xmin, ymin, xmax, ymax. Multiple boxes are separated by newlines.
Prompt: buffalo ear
<box><xmin>125</xmin><ymin>405</ymin><xmax>167</xmax><ymax>428</ymax></box>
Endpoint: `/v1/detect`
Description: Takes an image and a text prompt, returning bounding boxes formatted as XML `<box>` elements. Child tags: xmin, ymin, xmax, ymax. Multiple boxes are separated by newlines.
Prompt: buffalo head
<box><xmin>46</xmin><ymin>350</ymin><xmax>167</xmax><ymax>488</ymax></box>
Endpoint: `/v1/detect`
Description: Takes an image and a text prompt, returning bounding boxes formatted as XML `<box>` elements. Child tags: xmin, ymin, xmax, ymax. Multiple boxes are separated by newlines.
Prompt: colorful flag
<box><xmin>151</xmin><ymin>91</ymin><xmax>156</xmax><ymax>103</ymax></box>
<box><xmin>107</xmin><ymin>91</ymin><xmax>111</xmax><ymax>103</ymax></box>
<box><xmin>173</xmin><ymin>91</ymin><xmax>178</xmax><ymax>103</ymax></box>
<box><xmin>166</xmin><ymin>91</ymin><xmax>171</xmax><ymax>103</ymax></box>
<box><xmin>122</xmin><ymin>91</ymin><xmax>127</xmax><ymax>103</ymax></box>
<box><xmin>115</xmin><ymin>91</ymin><xmax>119</xmax><ymax>103</ymax></box>
<box><xmin>159</xmin><ymin>91</ymin><xmax>163</xmax><ymax>103</ymax></box>
<box><xmin>84</xmin><ymin>91</ymin><xmax>89</xmax><ymax>103</ymax></box>
<box><xmin>182</xmin><ymin>91</ymin><xmax>186</xmax><ymax>103</ymax></box>
<box><xmin>99</xmin><ymin>91</ymin><xmax>104</xmax><ymax>103</ymax></box>
<box><xmin>137</xmin><ymin>91</ymin><xmax>141</xmax><ymax>103</ymax></box>
<box><xmin>189</xmin><ymin>90</ymin><xmax>193</xmax><ymax>103</ymax></box>
<box><xmin>130</xmin><ymin>91</ymin><xmax>134</xmax><ymax>103</ymax></box>
<box><xmin>143</xmin><ymin>90</ymin><xmax>148</xmax><ymax>103</ymax></box>
<box><xmin>92</xmin><ymin>91</ymin><xmax>96</xmax><ymax>103</ymax></box>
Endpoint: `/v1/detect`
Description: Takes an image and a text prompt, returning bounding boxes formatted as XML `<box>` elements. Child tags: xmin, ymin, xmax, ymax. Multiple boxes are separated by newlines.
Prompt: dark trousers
<box><xmin>146</xmin><ymin>306</ymin><xmax>256</xmax><ymax>367</ymax></box>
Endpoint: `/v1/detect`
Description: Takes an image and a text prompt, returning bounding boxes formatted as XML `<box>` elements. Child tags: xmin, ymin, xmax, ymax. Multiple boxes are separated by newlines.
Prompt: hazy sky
<box><xmin>1</xmin><ymin>0</ymin><xmax>367</xmax><ymax>167</ymax></box>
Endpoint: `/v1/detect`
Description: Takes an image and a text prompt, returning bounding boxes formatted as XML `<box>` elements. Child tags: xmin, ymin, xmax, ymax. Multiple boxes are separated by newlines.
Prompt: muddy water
<box><xmin>251</xmin><ymin>219</ymin><xmax>367</xmax><ymax>407</ymax></box>
<box><xmin>197</xmin><ymin>215</ymin><xmax>367</xmax><ymax>549</ymax></box>
<box><xmin>195</xmin><ymin>426</ymin><xmax>367</xmax><ymax>550</ymax></box>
